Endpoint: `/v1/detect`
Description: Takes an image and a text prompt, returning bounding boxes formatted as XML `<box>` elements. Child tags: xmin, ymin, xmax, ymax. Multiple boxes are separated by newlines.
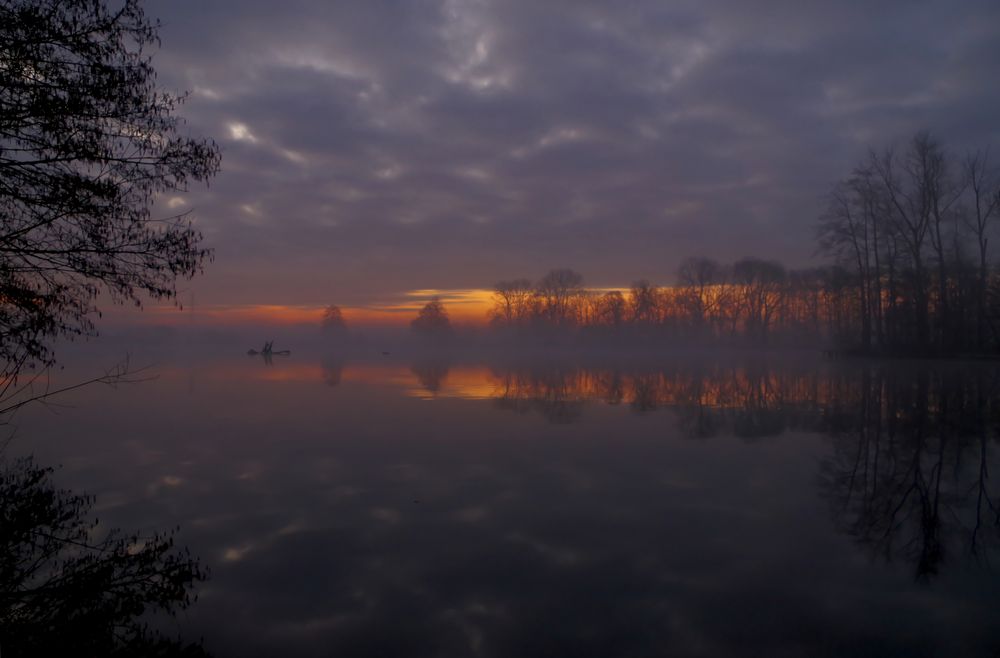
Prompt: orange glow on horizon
<box><xmin>117</xmin><ymin>288</ymin><xmax>498</xmax><ymax>328</ymax></box>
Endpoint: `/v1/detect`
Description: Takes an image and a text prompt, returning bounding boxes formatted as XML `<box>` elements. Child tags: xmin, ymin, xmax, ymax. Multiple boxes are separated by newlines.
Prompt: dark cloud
<box><xmin>144</xmin><ymin>0</ymin><xmax>1000</xmax><ymax>306</ymax></box>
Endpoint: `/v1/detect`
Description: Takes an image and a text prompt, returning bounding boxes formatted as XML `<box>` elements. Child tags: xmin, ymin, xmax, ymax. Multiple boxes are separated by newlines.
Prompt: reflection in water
<box><xmin>0</xmin><ymin>458</ymin><xmax>209</xmax><ymax>656</ymax></box>
<box><xmin>819</xmin><ymin>368</ymin><xmax>1000</xmax><ymax>580</ymax></box>
<box><xmin>492</xmin><ymin>366</ymin><xmax>585</xmax><ymax>424</ymax></box>
<box><xmin>410</xmin><ymin>360</ymin><xmax>450</xmax><ymax>394</ymax></box>
<box><xmin>321</xmin><ymin>356</ymin><xmax>345</xmax><ymax>387</ymax></box>
<box><xmin>433</xmin><ymin>360</ymin><xmax>1000</xmax><ymax>576</ymax></box>
<box><xmin>15</xmin><ymin>355</ymin><xmax>1000</xmax><ymax>656</ymax></box>
<box><xmin>484</xmin><ymin>363</ymin><xmax>816</xmax><ymax>437</ymax></box>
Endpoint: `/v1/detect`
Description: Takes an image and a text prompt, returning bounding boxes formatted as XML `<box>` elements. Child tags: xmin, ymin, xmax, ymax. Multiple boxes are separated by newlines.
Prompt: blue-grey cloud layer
<box><xmin>148</xmin><ymin>0</ymin><xmax>1000</xmax><ymax>305</ymax></box>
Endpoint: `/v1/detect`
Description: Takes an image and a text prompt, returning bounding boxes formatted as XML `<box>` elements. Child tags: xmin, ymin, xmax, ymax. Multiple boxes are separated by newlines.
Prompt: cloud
<box><xmin>142</xmin><ymin>0</ymin><xmax>1000</xmax><ymax>307</ymax></box>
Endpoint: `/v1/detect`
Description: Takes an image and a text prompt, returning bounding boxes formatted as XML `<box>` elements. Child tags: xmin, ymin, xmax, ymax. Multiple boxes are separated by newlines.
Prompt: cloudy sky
<box><xmin>142</xmin><ymin>0</ymin><xmax>1000</xmax><ymax>318</ymax></box>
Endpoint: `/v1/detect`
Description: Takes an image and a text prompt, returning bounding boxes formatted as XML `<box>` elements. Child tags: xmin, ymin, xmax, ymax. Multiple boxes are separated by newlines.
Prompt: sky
<box><xmin>138</xmin><ymin>0</ymin><xmax>1000</xmax><ymax>325</ymax></box>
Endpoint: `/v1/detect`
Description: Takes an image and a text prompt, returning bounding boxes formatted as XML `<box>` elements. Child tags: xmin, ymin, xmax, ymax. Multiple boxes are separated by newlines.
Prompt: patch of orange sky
<box><xmin>130</xmin><ymin>288</ymin><xmax>498</xmax><ymax>327</ymax></box>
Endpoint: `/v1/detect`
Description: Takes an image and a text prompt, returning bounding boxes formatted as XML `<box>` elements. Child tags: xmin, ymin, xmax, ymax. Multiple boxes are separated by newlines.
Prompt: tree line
<box><xmin>368</xmin><ymin>131</ymin><xmax>999</xmax><ymax>354</ymax></box>
<box><xmin>818</xmin><ymin>131</ymin><xmax>1000</xmax><ymax>354</ymax></box>
<box><xmin>486</xmin><ymin>262</ymin><xmax>831</xmax><ymax>347</ymax></box>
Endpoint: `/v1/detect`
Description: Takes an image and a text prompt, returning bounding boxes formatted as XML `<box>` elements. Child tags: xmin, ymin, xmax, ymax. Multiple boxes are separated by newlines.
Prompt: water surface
<box><xmin>12</xmin><ymin>351</ymin><xmax>1000</xmax><ymax>657</ymax></box>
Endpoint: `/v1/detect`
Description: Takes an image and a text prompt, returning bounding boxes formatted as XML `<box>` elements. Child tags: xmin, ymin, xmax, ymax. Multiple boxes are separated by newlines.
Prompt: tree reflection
<box><xmin>0</xmin><ymin>458</ymin><xmax>210</xmax><ymax>656</ymax></box>
<box><xmin>485</xmin><ymin>362</ymin><xmax>813</xmax><ymax>435</ymax></box>
<box><xmin>411</xmin><ymin>360</ymin><xmax>451</xmax><ymax>394</ymax></box>
<box><xmin>322</xmin><ymin>356</ymin><xmax>345</xmax><ymax>387</ymax></box>
<box><xmin>491</xmin><ymin>366</ymin><xmax>585</xmax><ymax>424</ymax></box>
<box><xmin>484</xmin><ymin>360</ymin><xmax>1000</xmax><ymax>576</ymax></box>
<box><xmin>629</xmin><ymin>373</ymin><xmax>661</xmax><ymax>414</ymax></box>
<box><xmin>818</xmin><ymin>367</ymin><xmax>1000</xmax><ymax>580</ymax></box>
<box><xmin>730</xmin><ymin>368</ymin><xmax>788</xmax><ymax>439</ymax></box>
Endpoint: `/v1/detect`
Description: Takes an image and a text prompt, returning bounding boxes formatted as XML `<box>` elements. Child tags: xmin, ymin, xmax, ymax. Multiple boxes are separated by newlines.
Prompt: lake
<box><xmin>9</xmin><ymin>348</ymin><xmax>1000</xmax><ymax>657</ymax></box>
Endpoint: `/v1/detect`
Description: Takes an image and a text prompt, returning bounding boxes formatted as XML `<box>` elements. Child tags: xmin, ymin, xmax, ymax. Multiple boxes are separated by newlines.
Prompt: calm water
<box><xmin>10</xmin><ymin>350</ymin><xmax>1000</xmax><ymax>657</ymax></box>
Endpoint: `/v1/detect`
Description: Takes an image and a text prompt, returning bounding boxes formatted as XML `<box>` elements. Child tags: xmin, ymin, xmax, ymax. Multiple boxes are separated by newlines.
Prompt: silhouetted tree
<box><xmin>628</xmin><ymin>280</ymin><xmax>659</xmax><ymax>325</ymax></box>
<box><xmin>964</xmin><ymin>150</ymin><xmax>1000</xmax><ymax>350</ymax></box>
<box><xmin>732</xmin><ymin>258</ymin><xmax>786</xmax><ymax>344</ymax></box>
<box><xmin>812</xmin><ymin>131</ymin><xmax>1000</xmax><ymax>354</ymax></box>
<box><xmin>819</xmin><ymin>169</ymin><xmax>885</xmax><ymax>351</ymax></box>
<box><xmin>676</xmin><ymin>257</ymin><xmax>722</xmax><ymax>335</ymax></box>
<box><xmin>595</xmin><ymin>290</ymin><xmax>627</xmax><ymax>327</ymax></box>
<box><xmin>535</xmin><ymin>269</ymin><xmax>584</xmax><ymax>326</ymax></box>
<box><xmin>321</xmin><ymin>304</ymin><xmax>347</xmax><ymax>334</ymax></box>
<box><xmin>481</xmin><ymin>156</ymin><xmax>1000</xmax><ymax>357</ymax></box>
<box><xmin>870</xmin><ymin>137</ymin><xmax>938</xmax><ymax>349</ymax></box>
<box><xmin>489</xmin><ymin>279</ymin><xmax>534</xmax><ymax>327</ymax></box>
<box><xmin>0</xmin><ymin>0</ymin><xmax>221</xmax><ymax>373</ymax></box>
<box><xmin>411</xmin><ymin>297</ymin><xmax>452</xmax><ymax>336</ymax></box>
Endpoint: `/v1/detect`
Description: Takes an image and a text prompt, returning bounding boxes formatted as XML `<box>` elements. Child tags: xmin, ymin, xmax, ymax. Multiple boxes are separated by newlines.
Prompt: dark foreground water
<box><xmin>9</xmin><ymin>350</ymin><xmax>1000</xmax><ymax>657</ymax></box>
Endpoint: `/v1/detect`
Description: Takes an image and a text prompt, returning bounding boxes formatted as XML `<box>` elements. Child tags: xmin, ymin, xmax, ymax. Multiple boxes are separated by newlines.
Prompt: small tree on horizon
<box><xmin>411</xmin><ymin>297</ymin><xmax>452</xmax><ymax>337</ymax></box>
<box><xmin>535</xmin><ymin>269</ymin><xmax>585</xmax><ymax>325</ymax></box>
<box><xmin>489</xmin><ymin>279</ymin><xmax>534</xmax><ymax>327</ymax></box>
<box><xmin>321</xmin><ymin>304</ymin><xmax>347</xmax><ymax>334</ymax></box>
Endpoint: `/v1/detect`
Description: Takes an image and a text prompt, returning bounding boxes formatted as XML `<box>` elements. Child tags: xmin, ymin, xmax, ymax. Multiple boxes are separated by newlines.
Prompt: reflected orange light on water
<box><xmin>399</xmin><ymin>366</ymin><xmax>500</xmax><ymax>400</ymax></box>
<box><xmin>154</xmin><ymin>360</ymin><xmax>843</xmax><ymax>410</ymax></box>
<box><xmin>162</xmin><ymin>360</ymin><xmax>502</xmax><ymax>397</ymax></box>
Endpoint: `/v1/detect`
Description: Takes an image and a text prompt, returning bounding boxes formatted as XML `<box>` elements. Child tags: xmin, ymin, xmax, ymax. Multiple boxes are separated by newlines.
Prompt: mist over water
<box><xmin>9</xmin><ymin>338</ymin><xmax>1000</xmax><ymax>657</ymax></box>
<box><xmin>5</xmin><ymin>0</ymin><xmax>1000</xmax><ymax>654</ymax></box>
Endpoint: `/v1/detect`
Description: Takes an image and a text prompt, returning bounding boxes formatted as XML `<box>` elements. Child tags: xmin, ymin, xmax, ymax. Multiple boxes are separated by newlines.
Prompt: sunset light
<box><xmin>3</xmin><ymin>0</ymin><xmax>999</xmax><ymax>655</ymax></box>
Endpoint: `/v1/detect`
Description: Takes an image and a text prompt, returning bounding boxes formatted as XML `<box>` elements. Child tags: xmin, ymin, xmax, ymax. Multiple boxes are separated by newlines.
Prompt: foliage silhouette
<box><xmin>321</xmin><ymin>305</ymin><xmax>347</xmax><ymax>334</ymax></box>
<box><xmin>411</xmin><ymin>297</ymin><xmax>452</xmax><ymax>337</ymax></box>
<box><xmin>0</xmin><ymin>0</ymin><xmax>220</xmax><ymax>372</ymax></box>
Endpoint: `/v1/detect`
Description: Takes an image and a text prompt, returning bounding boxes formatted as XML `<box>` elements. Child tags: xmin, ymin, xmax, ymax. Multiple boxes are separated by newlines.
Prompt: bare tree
<box><xmin>964</xmin><ymin>149</ymin><xmax>1000</xmax><ymax>350</ymax></box>
<box><xmin>676</xmin><ymin>257</ymin><xmax>721</xmax><ymax>335</ymax></box>
<box><xmin>871</xmin><ymin>144</ymin><xmax>930</xmax><ymax>347</ymax></box>
<box><xmin>535</xmin><ymin>269</ymin><xmax>584</xmax><ymax>326</ymax></box>
<box><xmin>918</xmin><ymin>134</ymin><xmax>966</xmax><ymax>349</ymax></box>
<box><xmin>819</xmin><ymin>171</ymin><xmax>882</xmax><ymax>351</ymax></box>
<box><xmin>489</xmin><ymin>279</ymin><xmax>534</xmax><ymax>327</ymax></box>
<box><xmin>0</xmin><ymin>0</ymin><xmax>221</xmax><ymax>373</ymax></box>
<box><xmin>628</xmin><ymin>280</ymin><xmax>659</xmax><ymax>325</ymax></box>
<box><xmin>596</xmin><ymin>290</ymin><xmax>627</xmax><ymax>327</ymax></box>
<box><xmin>867</xmin><ymin>133</ymin><xmax>966</xmax><ymax>350</ymax></box>
<box><xmin>732</xmin><ymin>258</ymin><xmax>786</xmax><ymax>344</ymax></box>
